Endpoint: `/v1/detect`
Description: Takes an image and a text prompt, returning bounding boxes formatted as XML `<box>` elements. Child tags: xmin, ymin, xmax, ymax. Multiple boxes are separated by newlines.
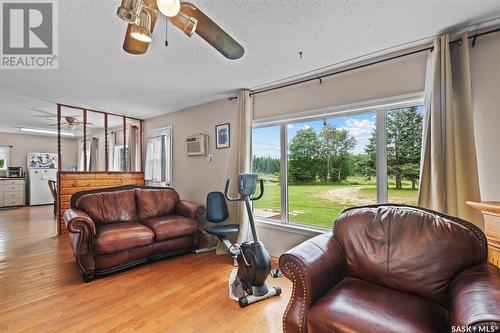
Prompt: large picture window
<box><xmin>252</xmin><ymin>96</ymin><xmax>424</xmax><ymax>229</ymax></box>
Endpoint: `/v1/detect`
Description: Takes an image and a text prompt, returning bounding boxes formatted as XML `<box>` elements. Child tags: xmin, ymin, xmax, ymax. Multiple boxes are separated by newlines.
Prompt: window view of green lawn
<box><xmin>252</xmin><ymin>106</ymin><xmax>423</xmax><ymax>229</ymax></box>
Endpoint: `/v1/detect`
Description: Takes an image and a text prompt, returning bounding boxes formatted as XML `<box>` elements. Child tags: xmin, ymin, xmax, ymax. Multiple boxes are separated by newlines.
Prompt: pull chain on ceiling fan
<box><xmin>116</xmin><ymin>0</ymin><xmax>244</xmax><ymax>59</ymax></box>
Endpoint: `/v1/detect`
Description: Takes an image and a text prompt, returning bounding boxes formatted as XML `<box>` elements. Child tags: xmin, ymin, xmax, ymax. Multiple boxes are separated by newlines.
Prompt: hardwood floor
<box><xmin>0</xmin><ymin>206</ymin><xmax>291</xmax><ymax>333</ymax></box>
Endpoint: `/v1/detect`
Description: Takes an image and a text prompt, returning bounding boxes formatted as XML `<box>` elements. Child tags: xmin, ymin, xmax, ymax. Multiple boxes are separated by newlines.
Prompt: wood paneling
<box><xmin>485</xmin><ymin>217</ymin><xmax>500</xmax><ymax>267</ymax></box>
<box><xmin>0</xmin><ymin>205</ymin><xmax>289</xmax><ymax>333</ymax></box>
<box><xmin>467</xmin><ymin>201</ymin><xmax>500</xmax><ymax>268</ymax></box>
<box><xmin>58</xmin><ymin>172</ymin><xmax>145</xmax><ymax>234</ymax></box>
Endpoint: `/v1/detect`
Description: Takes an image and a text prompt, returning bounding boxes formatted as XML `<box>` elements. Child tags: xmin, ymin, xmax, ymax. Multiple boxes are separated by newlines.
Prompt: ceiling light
<box><xmin>170</xmin><ymin>11</ymin><xmax>197</xmax><ymax>37</ymax></box>
<box><xmin>20</xmin><ymin>128</ymin><xmax>75</xmax><ymax>137</ymax></box>
<box><xmin>130</xmin><ymin>11</ymin><xmax>152</xmax><ymax>43</ymax></box>
<box><xmin>117</xmin><ymin>0</ymin><xmax>143</xmax><ymax>24</ymax></box>
<box><xmin>157</xmin><ymin>0</ymin><xmax>180</xmax><ymax>17</ymax></box>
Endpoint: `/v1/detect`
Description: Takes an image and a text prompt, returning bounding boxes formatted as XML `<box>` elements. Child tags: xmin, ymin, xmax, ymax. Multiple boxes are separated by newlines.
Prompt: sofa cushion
<box><xmin>76</xmin><ymin>189</ymin><xmax>137</xmax><ymax>225</ymax></box>
<box><xmin>307</xmin><ymin>277</ymin><xmax>448</xmax><ymax>333</ymax></box>
<box><xmin>141</xmin><ymin>215</ymin><xmax>198</xmax><ymax>242</ymax></box>
<box><xmin>136</xmin><ymin>188</ymin><xmax>179</xmax><ymax>221</ymax></box>
<box><xmin>94</xmin><ymin>222</ymin><xmax>154</xmax><ymax>254</ymax></box>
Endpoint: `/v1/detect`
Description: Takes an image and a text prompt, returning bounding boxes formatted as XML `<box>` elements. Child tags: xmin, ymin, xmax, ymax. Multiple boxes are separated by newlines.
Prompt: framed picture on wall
<box><xmin>215</xmin><ymin>123</ymin><xmax>230</xmax><ymax>149</ymax></box>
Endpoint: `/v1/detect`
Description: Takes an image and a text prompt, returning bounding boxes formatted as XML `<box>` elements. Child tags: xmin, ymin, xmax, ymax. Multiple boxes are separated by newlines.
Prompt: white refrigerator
<box><xmin>27</xmin><ymin>153</ymin><xmax>58</xmax><ymax>205</ymax></box>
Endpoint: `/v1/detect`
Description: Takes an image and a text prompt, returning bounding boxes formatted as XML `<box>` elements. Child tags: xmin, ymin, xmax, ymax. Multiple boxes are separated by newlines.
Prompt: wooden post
<box><xmin>140</xmin><ymin>120</ymin><xmax>144</xmax><ymax>172</ymax></box>
<box><xmin>123</xmin><ymin>116</ymin><xmax>127</xmax><ymax>172</ymax></box>
<box><xmin>56</xmin><ymin>104</ymin><xmax>62</xmax><ymax>236</ymax></box>
<box><xmin>83</xmin><ymin>109</ymin><xmax>88</xmax><ymax>172</ymax></box>
<box><xmin>104</xmin><ymin>113</ymin><xmax>109</xmax><ymax>172</ymax></box>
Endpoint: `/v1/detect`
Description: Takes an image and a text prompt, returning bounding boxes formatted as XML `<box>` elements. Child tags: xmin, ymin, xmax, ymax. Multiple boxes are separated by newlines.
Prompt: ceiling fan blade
<box><xmin>123</xmin><ymin>0</ymin><xmax>158</xmax><ymax>55</ymax></box>
<box><xmin>175</xmin><ymin>2</ymin><xmax>244</xmax><ymax>60</ymax></box>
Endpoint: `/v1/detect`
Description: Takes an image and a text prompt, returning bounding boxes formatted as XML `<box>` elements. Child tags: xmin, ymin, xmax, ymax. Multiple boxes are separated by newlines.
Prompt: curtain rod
<box><xmin>249</xmin><ymin>27</ymin><xmax>500</xmax><ymax>97</ymax></box>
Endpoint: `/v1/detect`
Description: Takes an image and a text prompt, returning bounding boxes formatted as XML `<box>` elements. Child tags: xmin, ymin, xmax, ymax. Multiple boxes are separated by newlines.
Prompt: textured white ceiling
<box><xmin>1</xmin><ymin>0</ymin><xmax>500</xmax><ymax>133</ymax></box>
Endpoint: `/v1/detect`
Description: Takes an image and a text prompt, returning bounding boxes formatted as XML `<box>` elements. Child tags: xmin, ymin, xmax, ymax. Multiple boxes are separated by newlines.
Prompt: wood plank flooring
<box><xmin>0</xmin><ymin>206</ymin><xmax>290</xmax><ymax>333</ymax></box>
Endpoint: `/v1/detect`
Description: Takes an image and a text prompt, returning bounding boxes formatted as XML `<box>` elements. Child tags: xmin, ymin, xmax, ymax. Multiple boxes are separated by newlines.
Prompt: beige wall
<box><xmin>253</xmin><ymin>52</ymin><xmax>427</xmax><ymax>120</ymax></box>
<box><xmin>145</xmin><ymin>35</ymin><xmax>499</xmax><ymax>256</ymax></box>
<box><xmin>0</xmin><ymin>132</ymin><xmax>79</xmax><ymax>173</ymax></box>
<box><xmin>144</xmin><ymin>98</ymin><xmax>239</xmax><ymax>207</ymax></box>
<box><xmin>470</xmin><ymin>32</ymin><xmax>500</xmax><ymax>201</ymax></box>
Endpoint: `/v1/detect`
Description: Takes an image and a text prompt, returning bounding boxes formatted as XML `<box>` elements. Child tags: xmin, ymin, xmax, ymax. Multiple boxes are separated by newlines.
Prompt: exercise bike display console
<box><xmin>224</xmin><ymin>174</ymin><xmax>281</xmax><ymax>307</ymax></box>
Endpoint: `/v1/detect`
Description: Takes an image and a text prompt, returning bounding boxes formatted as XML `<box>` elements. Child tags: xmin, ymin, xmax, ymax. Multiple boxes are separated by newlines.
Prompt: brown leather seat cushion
<box><xmin>307</xmin><ymin>277</ymin><xmax>449</xmax><ymax>333</ymax></box>
<box><xmin>76</xmin><ymin>189</ymin><xmax>138</xmax><ymax>225</ymax></box>
<box><xmin>141</xmin><ymin>215</ymin><xmax>198</xmax><ymax>242</ymax></box>
<box><xmin>94</xmin><ymin>222</ymin><xmax>154</xmax><ymax>255</ymax></box>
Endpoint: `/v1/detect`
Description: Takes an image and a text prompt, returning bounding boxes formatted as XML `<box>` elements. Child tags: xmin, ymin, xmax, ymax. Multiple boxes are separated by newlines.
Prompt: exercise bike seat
<box><xmin>205</xmin><ymin>191</ymin><xmax>240</xmax><ymax>236</ymax></box>
<box><xmin>206</xmin><ymin>224</ymin><xmax>239</xmax><ymax>236</ymax></box>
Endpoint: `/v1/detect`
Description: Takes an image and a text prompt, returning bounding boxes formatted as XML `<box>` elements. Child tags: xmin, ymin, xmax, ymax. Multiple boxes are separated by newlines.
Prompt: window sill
<box><xmin>255</xmin><ymin>218</ymin><xmax>328</xmax><ymax>237</ymax></box>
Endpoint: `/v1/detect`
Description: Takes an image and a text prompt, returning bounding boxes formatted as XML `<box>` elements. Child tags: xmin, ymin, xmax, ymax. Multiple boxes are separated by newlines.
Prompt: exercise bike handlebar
<box><xmin>224</xmin><ymin>179</ymin><xmax>240</xmax><ymax>201</ymax></box>
<box><xmin>224</xmin><ymin>178</ymin><xmax>265</xmax><ymax>201</ymax></box>
<box><xmin>251</xmin><ymin>179</ymin><xmax>264</xmax><ymax>201</ymax></box>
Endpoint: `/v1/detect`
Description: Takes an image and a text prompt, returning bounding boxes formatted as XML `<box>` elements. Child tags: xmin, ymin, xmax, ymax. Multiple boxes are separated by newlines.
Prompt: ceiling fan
<box><xmin>48</xmin><ymin>117</ymin><xmax>93</xmax><ymax>130</ymax></box>
<box><xmin>116</xmin><ymin>0</ymin><xmax>244</xmax><ymax>59</ymax></box>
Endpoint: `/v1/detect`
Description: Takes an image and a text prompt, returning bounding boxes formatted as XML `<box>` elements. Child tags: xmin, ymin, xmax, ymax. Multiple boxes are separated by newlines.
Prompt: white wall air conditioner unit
<box><xmin>186</xmin><ymin>134</ymin><xmax>207</xmax><ymax>156</ymax></box>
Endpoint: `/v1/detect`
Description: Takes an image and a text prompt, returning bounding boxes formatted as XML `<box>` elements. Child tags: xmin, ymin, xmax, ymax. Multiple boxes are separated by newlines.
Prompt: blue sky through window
<box><xmin>253</xmin><ymin>106</ymin><xmax>423</xmax><ymax>159</ymax></box>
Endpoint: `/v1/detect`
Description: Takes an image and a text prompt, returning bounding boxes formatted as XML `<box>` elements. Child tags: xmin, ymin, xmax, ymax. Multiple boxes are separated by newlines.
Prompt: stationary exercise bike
<box><xmin>224</xmin><ymin>174</ymin><xmax>281</xmax><ymax>307</ymax></box>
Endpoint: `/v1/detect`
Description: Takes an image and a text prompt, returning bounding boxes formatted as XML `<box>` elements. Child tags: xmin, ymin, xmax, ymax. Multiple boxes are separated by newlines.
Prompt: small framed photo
<box><xmin>215</xmin><ymin>123</ymin><xmax>230</xmax><ymax>149</ymax></box>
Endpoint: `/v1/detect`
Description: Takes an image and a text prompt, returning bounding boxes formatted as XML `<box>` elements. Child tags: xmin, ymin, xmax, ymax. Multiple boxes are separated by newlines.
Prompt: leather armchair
<box><xmin>279</xmin><ymin>204</ymin><xmax>500</xmax><ymax>333</ymax></box>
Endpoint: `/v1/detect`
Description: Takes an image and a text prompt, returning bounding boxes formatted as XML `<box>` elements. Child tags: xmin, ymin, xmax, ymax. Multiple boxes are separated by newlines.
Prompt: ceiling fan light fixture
<box><xmin>130</xmin><ymin>11</ymin><xmax>152</xmax><ymax>43</ymax></box>
<box><xmin>170</xmin><ymin>11</ymin><xmax>197</xmax><ymax>37</ymax></box>
<box><xmin>117</xmin><ymin>0</ymin><xmax>143</xmax><ymax>24</ymax></box>
<box><xmin>157</xmin><ymin>0</ymin><xmax>180</xmax><ymax>17</ymax></box>
<box><xmin>130</xmin><ymin>27</ymin><xmax>152</xmax><ymax>43</ymax></box>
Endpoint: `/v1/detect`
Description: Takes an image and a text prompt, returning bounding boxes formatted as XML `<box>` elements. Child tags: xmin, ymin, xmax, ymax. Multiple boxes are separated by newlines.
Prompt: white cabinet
<box><xmin>0</xmin><ymin>179</ymin><xmax>26</xmax><ymax>207</ymax></box>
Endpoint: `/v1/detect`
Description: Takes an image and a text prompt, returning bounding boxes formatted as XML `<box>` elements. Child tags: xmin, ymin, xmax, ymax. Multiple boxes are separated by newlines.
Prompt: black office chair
<box><xmin>195</xmin><ymin>192</ymin><xmax>239</xmax><ymax>253</ymax></box>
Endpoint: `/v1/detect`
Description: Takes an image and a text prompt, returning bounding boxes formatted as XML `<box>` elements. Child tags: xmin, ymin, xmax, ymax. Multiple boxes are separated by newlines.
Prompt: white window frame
<box><xmin>145</xmin><ymin>126</ymin><xmax>173</xmax><ymax>187</ymax></box>
<box><xmin>252</xmin><ymin>92</ymin><xmax>424</xmax><ymax>232</ymax></box>
<box><xmin>113</xmin><ymin>145</ymin><xmax>125</xmax><ymax>171</ymax></box>
<box><xmin>0</xmin><ymin>145</ymin><xmax>11</xmax><ymax>170</ymax></box>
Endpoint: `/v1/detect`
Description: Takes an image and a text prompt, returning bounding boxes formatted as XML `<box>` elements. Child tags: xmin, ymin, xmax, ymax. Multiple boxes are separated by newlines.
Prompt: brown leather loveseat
<box><xmin>64</xmin><ymin>185</ymin><xmax>205</xmax><ymax>282</ymax></box>
<box><xmin>279</xmin><ymin>204</ymin><xmax>500</xmax><ymax>333</ymax></box>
